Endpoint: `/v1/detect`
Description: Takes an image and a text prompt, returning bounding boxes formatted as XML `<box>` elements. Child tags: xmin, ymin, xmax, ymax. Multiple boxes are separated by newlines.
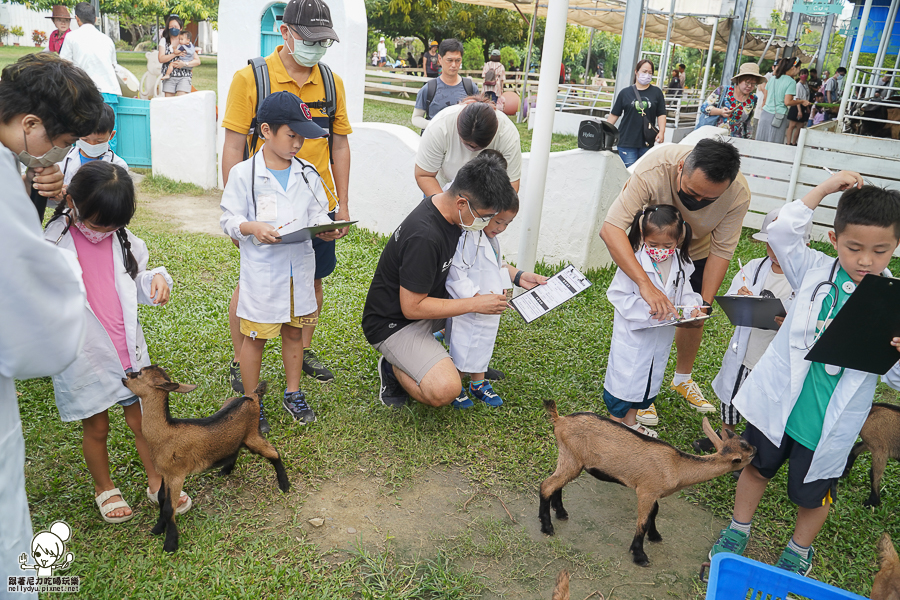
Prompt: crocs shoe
<box><xmin>670</xmin><ymin>379</ymin><xmax>716</xmax><ymax>413</ymax></box>
<box><xmin>302</xmin><ymin>349</ymin><xmax>334</xmax><ymax>382</ymax></box>
<box><xmin>230</xmin><ymin>360</ymin><xmax>244</xmax><ymax>394</ymax></box>
<box><xmin>452</xmin><ymin>388</ymin><xmax>474</xmax><ymax>409</ymax></box>
<box><xmin>283</xmin><ymin>390</ymin><xmax>316</xmax><ymax>425</ymax></box>
<box><xmin>636</xmin><ymin>403</ymin><xmax>659</xmax><ymax>426</ymax></box>
<box><xmin>775</xmin><ymin>546</ymin><xmax>814</xmax><ymax>577</ymax></box>
<box><xmin>709</xmin><ymin>527</ymin><xmax>749</xmax><ymax>559</ymax></box>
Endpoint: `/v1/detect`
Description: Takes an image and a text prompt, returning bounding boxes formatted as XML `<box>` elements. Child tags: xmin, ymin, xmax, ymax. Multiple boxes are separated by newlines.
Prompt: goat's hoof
<box><xmin>632</xmin><ymin>555</ymin><xmax>650</xmax><ymax>567</ymax></box>
<box><xmin>648</xmin><ymin>532</ymin><xmax>663</xmax><ymax>543</ymax></box>
<box><xmin>163</xmin><ymin>542</ymin><xmax>178</xmax><ymax>553</ymax></box>
<box><xmin>555</xmin><ymin>510</ymin><xmax>569</xmax><ymax>520</ymax></box>
<box><xmin>863</xmin><ymin>497</ymin><xmax>881</xmax><ymax>508</ymax></box>
<box><xmin>150</xmin><ymin>524</ymin><xmax>165</xmax><ymax>536</ymax></box>
<box><xmin>540</xmin><ymin>524</ymin><xmax>555</xmax><ymax>536</ymax></box>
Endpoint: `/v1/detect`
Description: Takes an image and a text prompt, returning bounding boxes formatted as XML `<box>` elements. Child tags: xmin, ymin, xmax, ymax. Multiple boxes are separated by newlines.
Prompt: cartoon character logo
<box><xmin>19</xmin><ymin>521</ymin><xmax>74</xmax><ymax>577</ymax></box>
<box><xmin>300</xmin><ymin>102</ymin><xmax>312</xmax><ymax>121</ymax></box>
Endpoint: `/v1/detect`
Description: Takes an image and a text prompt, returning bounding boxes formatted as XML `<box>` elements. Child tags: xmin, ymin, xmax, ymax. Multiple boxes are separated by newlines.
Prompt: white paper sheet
<box><xmin>509</xmin><ymin>264</ymin><xmax>592</xmax><ymax>323</ymax></box>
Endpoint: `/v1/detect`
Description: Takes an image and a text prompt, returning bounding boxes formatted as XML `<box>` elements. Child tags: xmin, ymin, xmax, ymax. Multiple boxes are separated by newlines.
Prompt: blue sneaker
<box><xmin>451</xmin><ymin>388</ymin><xmax>473</xmax><ymax>409</ymax></box>
<box><xmin>774</xmin><ymin>545</ymin><xmax>814</xmax><ymax>577</ymax></box>
<box><xmin>433</xmin><ymin>330</ymin><xmax>445</xmax><ymax>343</ymax></box>
<box><xmin>283</xmin><ymin>390</ymin><xmax>316</xmax><ymax>425</ymax></box>
<box><xmin>469</xmin><ymin>381</ymin><xmax>503</xmax><ymax>407</ymax></box>
<box><xmin>258</xmin><ymin>398</ymin><xmax>270</xmax><ymax>434</ymax></box>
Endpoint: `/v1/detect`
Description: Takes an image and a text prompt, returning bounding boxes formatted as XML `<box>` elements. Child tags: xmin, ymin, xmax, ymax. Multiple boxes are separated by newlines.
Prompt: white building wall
<box><xmin>151</xmin><ymin>91</ymin><xmax>218</xmax><ymax>189</ymax></box>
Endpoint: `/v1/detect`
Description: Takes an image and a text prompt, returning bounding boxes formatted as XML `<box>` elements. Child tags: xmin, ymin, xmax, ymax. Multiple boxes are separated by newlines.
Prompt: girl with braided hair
<box><xmin>44</xmin><ymin>161</ymin><xmax>191</xmax><ymax>524</ymax></box>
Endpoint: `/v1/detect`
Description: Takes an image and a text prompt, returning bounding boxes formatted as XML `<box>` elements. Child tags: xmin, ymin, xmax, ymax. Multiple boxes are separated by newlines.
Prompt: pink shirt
<box><xmin>71</xmin><ymin>227</ymin><xmax>131</xmax><ymax>370</ymax></box>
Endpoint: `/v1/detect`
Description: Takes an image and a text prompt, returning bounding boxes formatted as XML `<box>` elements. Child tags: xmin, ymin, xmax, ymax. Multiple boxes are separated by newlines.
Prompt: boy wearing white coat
<box><xmin>221</xmin><ymin>92</ymin><xmax>341</xmax><ymax>429</ymax></box>
<box><xmin>604</xmin><ymin>205</ymin><xmax>702</xmax><ymax>437</ymax></box>
<box><xmin>709</xmin><ymin>171</ymin><xmax>900</xmax><ymax>576</ymax></box>
<box><xmin>445</xmin><ymin>180</ymin><xmax>547</xmax><ymax>408</ymax></box>
<box><xmin>705</xmin><ymin>209</ymin><xmax>811</xmax><ymax>440</ymax></box>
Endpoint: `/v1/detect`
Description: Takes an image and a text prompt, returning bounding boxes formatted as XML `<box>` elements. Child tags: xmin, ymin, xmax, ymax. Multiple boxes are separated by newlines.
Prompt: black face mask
<box><xmin>678</xmin><ymin>173</ymin><xmax>716</xmax><ymax>211</ymax></box>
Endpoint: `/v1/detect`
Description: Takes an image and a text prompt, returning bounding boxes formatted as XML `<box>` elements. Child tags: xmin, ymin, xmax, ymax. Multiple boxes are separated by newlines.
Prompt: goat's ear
<box><xmin>702</xmin><ymin>417</ymin><xmax>724</xmax><ymax>451</ymax></box>
<box><xmin>722</xmin><ymin>428</ymin><xmax>737</xmax><ymax>440</ymax></box>
<box><xmin>172</xmin><ymin>383</ymin><xmax>198</xmax><ymax>393</ymax></box>
<box><xmin>155</xmin><ymin>382</ymin><xmax>197</xmax><ymax>393</ymax></box>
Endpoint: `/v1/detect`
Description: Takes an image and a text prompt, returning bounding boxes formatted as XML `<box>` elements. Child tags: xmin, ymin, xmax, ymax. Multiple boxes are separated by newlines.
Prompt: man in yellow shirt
<box><xmin>221</xmin><ymin>0</ymin><xmax>351</xmax><ymax>391</ymax></box>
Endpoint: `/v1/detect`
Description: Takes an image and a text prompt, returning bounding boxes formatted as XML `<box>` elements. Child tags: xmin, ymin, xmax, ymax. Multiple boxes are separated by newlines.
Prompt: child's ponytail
<box><xmin>116</xmin><ymin>228</ymin><xmax>139</xmax><ymax>279</ymax></box>
<box><xmin>678</xmin><ymin>220</ymin><xmax>693</xmax><ymax>267</ymax></box>
<box><xmin>627</xmin><ymin>208</ymin><xmax>647</xmax><ymax>253</ymax></box>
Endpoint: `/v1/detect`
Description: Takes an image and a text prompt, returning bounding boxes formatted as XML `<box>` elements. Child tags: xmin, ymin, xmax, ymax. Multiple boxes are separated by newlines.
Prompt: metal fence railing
<box><xmin>840</xmin><ymin>66</ymin><xmax>900</xmax><ymax>138</ymax></box>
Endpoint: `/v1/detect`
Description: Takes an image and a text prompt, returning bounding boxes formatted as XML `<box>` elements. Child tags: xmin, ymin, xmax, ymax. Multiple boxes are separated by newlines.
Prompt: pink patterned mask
<box><xmin>644</xmin><ymin>245</ymin><xmax>675</xmax><ymax>263</ymax></box>
<box><xmin>75</xmin><ymin>220</ymin><xmax>117</xmax><ymax>244</ymax></box>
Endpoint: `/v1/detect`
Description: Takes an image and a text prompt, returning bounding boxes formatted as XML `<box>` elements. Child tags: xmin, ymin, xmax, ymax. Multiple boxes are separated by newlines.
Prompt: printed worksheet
<box><xmin>509</xmin><ymin>264</ymin><xmax>592</xmax><ymax>323</ymax></box>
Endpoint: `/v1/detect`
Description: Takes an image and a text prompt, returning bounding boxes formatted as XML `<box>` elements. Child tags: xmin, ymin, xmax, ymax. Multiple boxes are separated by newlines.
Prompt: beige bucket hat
<box><xmin>731</xmin><ymin>62</ymin><xmax>766</xmax><ymax>84</ymax></box>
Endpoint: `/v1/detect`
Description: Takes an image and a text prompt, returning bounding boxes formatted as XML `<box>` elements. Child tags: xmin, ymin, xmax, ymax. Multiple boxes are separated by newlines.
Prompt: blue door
<box><xmin>115</xmin><ymin>97</ymin><xmax>152</xmax><ymax>168</ymax></box>
<box><xmin>261</xmin><ymin>3</ymin><xmax>286</xmax><ymax>56</ymax></box>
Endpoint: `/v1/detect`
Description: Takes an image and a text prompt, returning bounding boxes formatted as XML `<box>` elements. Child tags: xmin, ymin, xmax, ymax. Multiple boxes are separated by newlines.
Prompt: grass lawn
<box><xmin>16</xmin><ymin>190</ymin><xmax>900</xmax><ymax>597</ymax></box>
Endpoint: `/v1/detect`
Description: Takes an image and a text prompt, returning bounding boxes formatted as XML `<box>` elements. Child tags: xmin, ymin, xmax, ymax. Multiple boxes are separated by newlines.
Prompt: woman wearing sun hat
<box><xmin>46</xmin><ymin>5</ymin><xmax>74</xmax><ymax>53</ymax></box>
<box><xmin>698</xmin><ymin>62</ymin><xmax>766</xmax><ymax>138</ymax></box>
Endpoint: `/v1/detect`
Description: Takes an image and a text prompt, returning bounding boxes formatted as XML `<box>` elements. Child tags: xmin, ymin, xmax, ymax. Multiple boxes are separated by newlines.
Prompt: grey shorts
<box><xmin>373</xmin><ymin>318</ymin><xmax>448</xmax><ymax>385</ymax></box>
<box><xmin>162</xmin><ymin>74</ymin><xmax>192</xmax><ymax>94</ymax></box>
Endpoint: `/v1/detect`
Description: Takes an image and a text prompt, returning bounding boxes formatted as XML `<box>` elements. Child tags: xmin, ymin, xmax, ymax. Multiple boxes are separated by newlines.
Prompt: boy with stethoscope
<box><xmin>709</xmin><ymin>171</ymin><xmax>900</xmax><ymax>576</ymax></box>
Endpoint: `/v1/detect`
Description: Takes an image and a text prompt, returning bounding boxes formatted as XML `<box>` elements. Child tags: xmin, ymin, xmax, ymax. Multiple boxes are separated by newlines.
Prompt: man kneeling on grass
<box><xmin>361</xmin><ymin>152</ymin><xmax>517</xmax><ymax>408</ymax></box>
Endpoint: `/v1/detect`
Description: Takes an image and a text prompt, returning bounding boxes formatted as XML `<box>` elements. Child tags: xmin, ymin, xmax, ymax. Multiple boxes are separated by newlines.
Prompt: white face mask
<box><xmin>288</xmin><ymin>31</ymin><xmax>328</xmax><ymax>67</ymax></box>
<box><xmin>459</xmin><ymin>200</ymin><xmax>493</xmax><ymax>233</ymax></box>
<box><xmin>18</xmin><ymin>126</ymin><xmax>70</xmax><ymax>168</ymax></box>
<box><xmin>76</xmin><ymin>139</ymin><xmax>109</xmax><ymax>158</ymax></box>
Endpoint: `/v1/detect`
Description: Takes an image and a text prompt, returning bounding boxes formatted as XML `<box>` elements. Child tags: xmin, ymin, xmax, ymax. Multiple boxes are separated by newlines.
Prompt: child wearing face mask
<box><xmin>43</xmin><ymin>160</ymin><xmax>185</xmax><ymax>525</ymax></box>
<box><xmin>58</xmin><ymin>104</ymin><xmax>127</xmax><ymax>188</ymax></box>
<box><xmin>602</xmin><ymin>205</ymin><xmax>702</xmax><ymax>437</ymax></box>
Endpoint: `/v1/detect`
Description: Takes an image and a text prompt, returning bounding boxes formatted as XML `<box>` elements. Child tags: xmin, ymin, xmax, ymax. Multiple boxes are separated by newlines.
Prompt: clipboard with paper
<box><xmin>804</xmin><ymin>274</ymin><xmax>900</xmax><ymax>375</ymax></box>
<box><xmin>715</xmin><ymin>295</ymin><xmax>787</xmax><ymax>331</ymax></box>
<box><xmin>509</xmin><ymin>264</ymin><xmax>592</xmax><ymax>323</ymax></box>
<box><xmin>251</xmin><ymin>221</ymin><xmax>357</xmax><ymax>246</ymax></box>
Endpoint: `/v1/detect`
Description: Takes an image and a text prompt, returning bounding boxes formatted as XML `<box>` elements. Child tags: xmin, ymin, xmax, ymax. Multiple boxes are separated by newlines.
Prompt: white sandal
<box><xmin>627</xmin><ymin>422</ymin><xmax>659</xmax><ymax>438</ymax></box>
<box><xmin>147</xmin><ymin>487</ymin><xmax>193</xmax><ymax>515</ymax></box>
<box><xmin>95</xmin><ymin>488</ymin><xmax>134</xmax><ymax>524</ymax></box>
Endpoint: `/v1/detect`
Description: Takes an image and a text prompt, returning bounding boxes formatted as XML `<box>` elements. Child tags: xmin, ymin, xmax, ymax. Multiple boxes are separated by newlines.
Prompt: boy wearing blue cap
<box><xmin>221</xmin><ymin>91</ymin><xmax>341</xmax><ymax>431</ymax></box>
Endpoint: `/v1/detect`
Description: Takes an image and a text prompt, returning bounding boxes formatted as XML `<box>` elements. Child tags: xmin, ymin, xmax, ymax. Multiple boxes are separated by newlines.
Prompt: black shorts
<box><xmin>743</xmin><ymin>423</ymin><xmax>838</xmax><ymax>509</ymax></box>
<box><xmin>311</xmin><ymin>210</ymin><xmax>338</xmax><ymax>280</ymax></box>
<box><xmin>787</xmin><ymin>105</ymin><xmax>809</xmax><ymax>123</ymax></box>
<box><xmin>689</xmin><ymin>257</ymin><xmax>706</xmax><ymax>295</ymax></box>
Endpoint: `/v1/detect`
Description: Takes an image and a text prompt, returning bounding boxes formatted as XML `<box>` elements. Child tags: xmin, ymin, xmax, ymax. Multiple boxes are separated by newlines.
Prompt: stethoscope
<box><xmin>458</xmin><ymin>230</ymin><xmax>484</xmax><ymax>268</ymax></box>
<box><xmin>250</xmin><ymin>152</ymin><xmax>338</xmax><ymax>217</ymax></box>
<box><xmin>802</xmin><ymin>260</ymin><xmax>854</xmax><ymax>377</ymax></box>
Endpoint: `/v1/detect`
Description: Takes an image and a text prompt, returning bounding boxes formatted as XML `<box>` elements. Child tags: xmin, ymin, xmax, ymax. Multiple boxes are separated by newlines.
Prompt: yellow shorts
<box><xmin>240</xmin><ymin>283</ymin><xmax>318</xmax><ymax>340</ymax></box>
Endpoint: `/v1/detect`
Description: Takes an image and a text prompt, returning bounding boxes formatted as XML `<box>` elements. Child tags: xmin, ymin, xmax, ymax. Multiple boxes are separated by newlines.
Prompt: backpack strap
<box><xmin>462</xmin><ymin>76</ymin><xmax>475</xmax><ymax>96</ymax></box>
<box><xmin>246</xmin><ymin>57</ymin><xmax>271</xmax><ymax>160</ymax></box>
<box><xmin>304</xmin><ymin>62</ymin><xmax>337</xmax><ymax>165</ymax></box>
<box><xmin>423</xmin><ymin>77</ymin><xmax>438</xmax><ymax>120</ymax></box>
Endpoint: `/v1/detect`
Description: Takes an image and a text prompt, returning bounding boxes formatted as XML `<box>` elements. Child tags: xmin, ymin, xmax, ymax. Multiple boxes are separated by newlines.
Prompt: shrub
<box><xmin>115</xmin><ymin>39</ymin><xmax>130</xmax><ymax>51</ymax></box>
<box><xmin>10</xmin><ymin>26</ymin><xmax>25</xmax><ymax>40</ymax></box>
<box><xmin>462</xmin><ymin>37</ymin><xmax>483</xmax><ymax>71</ymax></box>
<box><xmin>32</xmin><ymin>29</ymin><xmax>47</xmax><ymax>45</ymax></box>
<box><xmin>0</xmin><ymin>25</ymin><xmax>9</xmax><ymax>44</ymax></box>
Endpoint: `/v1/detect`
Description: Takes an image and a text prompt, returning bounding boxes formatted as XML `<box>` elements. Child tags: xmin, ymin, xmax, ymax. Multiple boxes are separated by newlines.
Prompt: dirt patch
<box><xmin>142</xmin><ymin>191</ymin><xmax>225</xmax><ymax>237</ymax></box>
<box><xmin>277</xmin><ymin>467</ymin><xmax>723</xmax><ymax>599</ymax></box>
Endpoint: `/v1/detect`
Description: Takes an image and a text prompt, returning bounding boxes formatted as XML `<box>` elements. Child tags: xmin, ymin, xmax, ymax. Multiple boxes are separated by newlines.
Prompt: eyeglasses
<box><xmin>302</xmin><ymin>38</ymin><xmax>334</xmax><ymax>48</ymax></box>
<box><xmin>462</xmin><ymin>197</ymin><xmax>497</xmax><ymax>224</ymax></box>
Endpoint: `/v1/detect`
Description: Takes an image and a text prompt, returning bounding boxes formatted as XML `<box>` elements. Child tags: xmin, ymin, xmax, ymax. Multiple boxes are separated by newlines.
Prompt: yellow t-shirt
<box><xmin>222</xmin><ymin>46</ymin><xmax>353</xmax><ymax>210</ymax></box>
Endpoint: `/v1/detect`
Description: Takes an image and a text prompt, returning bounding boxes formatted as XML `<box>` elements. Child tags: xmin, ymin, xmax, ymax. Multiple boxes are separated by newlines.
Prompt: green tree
<box><xmin>462</xmin><ymin>36</ymin><xmax>483</xmax><ymax>69</ymax></box>
<box><xmin>12</xmin><ymin>0</ymin><xmax>218</xmax><ymax>22</ymax></box>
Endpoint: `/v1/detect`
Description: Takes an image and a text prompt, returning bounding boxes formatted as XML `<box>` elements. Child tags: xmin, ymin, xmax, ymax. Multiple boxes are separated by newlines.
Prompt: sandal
<box><xmin>95</xmin><ymin>488</ymin><xmax>134</xmax><ymax>524</ymax></box>
<box><xmin>627</xmin><ymin>422</ymin><xmax>659</xmax><ymax>438</ymax></box>
<box><xmin>146</xmin><ymin>487</ymin><xmax>193</xmax><ymax>515</ymax></box>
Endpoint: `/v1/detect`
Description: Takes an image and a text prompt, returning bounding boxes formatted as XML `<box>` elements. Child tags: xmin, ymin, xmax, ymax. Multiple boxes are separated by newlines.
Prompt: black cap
<box><xmin>257</xmin><ymin>91</ymin><xmax>327</xmax><ymax>139</ymax></box>
<box><xmin>283</xmin><ymin>0</ymin><xmax>339</xmax><ymax>43</ymax></box>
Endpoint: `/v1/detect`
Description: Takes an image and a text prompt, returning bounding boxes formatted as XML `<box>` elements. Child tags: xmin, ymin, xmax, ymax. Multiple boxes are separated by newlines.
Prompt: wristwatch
<box><xmin>702</xmin><ymin>300</ymin><xmax>713</xmax><ymax>316</ymax></box>
<box><xmin>513</xmin><ymin>270</ymin><xmax>524</xmax><ymax>287</ymax></box>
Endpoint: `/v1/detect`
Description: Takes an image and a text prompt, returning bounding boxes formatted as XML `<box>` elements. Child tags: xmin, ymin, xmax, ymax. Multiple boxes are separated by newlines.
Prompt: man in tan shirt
<box><xmin>600</xmin><ymin>139</ymin><xmax>750</xmax><ymax>425</ymax></box>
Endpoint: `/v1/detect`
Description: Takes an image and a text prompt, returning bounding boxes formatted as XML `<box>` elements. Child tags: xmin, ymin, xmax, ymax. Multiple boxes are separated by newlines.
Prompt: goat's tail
<box><xmin>879</xmin><ymin>533</ymin><xmax>899</xmax><ymax>567</ymax></box>
<box><xmin>543</xmin><ymin>400</ymin><xmax>560</xmax><ymax>422</ymax></box>
<box><xmin>551</xmin><ymin>569</ymin><xmax>570</xmax><ymax>600</ymax></box>
<box><xmin>253</xmin><ymin>380</ymin><xmax>268</xmax><ymax>397</ymax></box>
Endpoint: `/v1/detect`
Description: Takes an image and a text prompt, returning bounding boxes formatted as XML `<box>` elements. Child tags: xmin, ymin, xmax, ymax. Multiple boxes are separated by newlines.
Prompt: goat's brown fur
<box><xmin>539</xmin><ymin>400</ymin><xmax>755</xmax><ymax>567</ymax></box>
<box><xmin>872</xmin><ymin>533</ymin><xmax>900</xmax><ymax>600</ymax></box>
<box><xmin>123</xmin><ymin>365</ymin><xmax>290</xmax><ymax>553</ymax></box>
<box><xmin>551</xmin><ymin>569</ymin><xmax>569</xmax><ymax>600</ymax></box>
<box><xmin>842</xmin><ymin>403</ymin><xmax>900</xmax><ymax>507</ymax></box>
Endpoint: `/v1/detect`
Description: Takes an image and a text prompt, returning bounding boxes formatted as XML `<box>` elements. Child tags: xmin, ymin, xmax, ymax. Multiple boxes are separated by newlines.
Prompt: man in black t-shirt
<box><xmin>362</xmin><ymin>152</ymin><xmax>518</xmax><ymax>408</ymax></box>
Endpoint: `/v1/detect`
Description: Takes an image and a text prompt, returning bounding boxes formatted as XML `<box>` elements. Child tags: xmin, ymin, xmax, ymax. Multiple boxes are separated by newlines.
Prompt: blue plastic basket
<box><xmin>705</xmin><ymin>554</ymin><xmax>868</xmax><ymax>600</ymax></box>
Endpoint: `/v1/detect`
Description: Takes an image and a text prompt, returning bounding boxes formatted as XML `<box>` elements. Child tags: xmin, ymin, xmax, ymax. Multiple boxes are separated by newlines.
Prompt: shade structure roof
<box><xmin>452</xmin><ymin>0</ymin><xmax>813</xmax><ymax>62</ymax></box>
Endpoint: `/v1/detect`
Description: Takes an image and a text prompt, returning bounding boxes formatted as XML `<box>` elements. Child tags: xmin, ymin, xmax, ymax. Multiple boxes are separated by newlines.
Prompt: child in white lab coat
<box><xmin>43</xmin><ymin>160</ymin><xmax>181</xmax><ymax>524</ymax></box>
<box><xmin>709</xmin><ymin>171</ymin><xmax>900</xmax><ymax>576</ymax></box>
<box><xmin>220</xmin><ymin>91</ymin><xmax>341</xmax><ymax>429</ymax></box>
<box><xmin>445</xmin><ymin>198</ymin><xmax>548</xmax><ymax>408</ymax></box>
<box><xmin>58</xmin><ymin>103</ymin><xmax>128</xmax><ymax>187</ymax></box>
<box><xmin>603</xmin><ymin>205</ymin><xmax>702</xmax><ymax>437</ymax></box>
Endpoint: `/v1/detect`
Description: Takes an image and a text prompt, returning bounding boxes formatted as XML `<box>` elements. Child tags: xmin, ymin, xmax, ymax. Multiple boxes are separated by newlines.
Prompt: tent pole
<box><xmin>519</xmin><ymin>0</ymin><xmax>539</xmax><ymax>124</ymax></box>
<box><xmin>585</xmin><ymin>27</ymin><xmax>595</xmax><ymax>80</ymax></box>
<box><xmin>721</xmin><ymin>0</ymin><xmax>750</xmax><ymax>88</ymax></box>
<box><xmin>700</xmin><ymin>18</ymin><xmax>719</xmax><ymax>102</ymax></box>
<box><xmin>639</xmin><ymin>8</ymin><xmax>647</xmax><ymax>57</ymax></box>
<box><xmin>840</xmin><ymin>3</ymin><xmax>857</xmax><ymax>68</ymax></box>
<box><xmin>657</xmin><ymin>0</ymin><xmax>676</xmax><ymax>88</ymax></box>
<box><xmin>613</xmin><ymin>0</ymin><xmax>644</xmax><ymax>104</ymax></box>
<box><xmin>816</xmin><ymin>13</ymin><xmax>835</xmax><ymax>73</ymax></box>
<box><xmin>785</xmin><ymin>10</ymin><xmax>802</xmax><ymax>60</ymax></box>
<box><xmin>516</xmin><ymin>0</ymin><xmax>569</xmax><ymax>274</ymax></box>
<box><xmin>838</xmin><ymin>0</ymin><xmax>874</xmax><ymax>124</ymax></box>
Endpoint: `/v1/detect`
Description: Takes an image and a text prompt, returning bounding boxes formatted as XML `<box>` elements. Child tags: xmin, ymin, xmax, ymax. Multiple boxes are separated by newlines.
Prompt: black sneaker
<box><xmin>283</xmin><ymin>391</ymin><xmax>316</xmax><ymax>425</ymax></box>
<box><xmin>378</xmin><ymin>356</ymin><xmax>409</xmax><ymax>407</ymax></box>
<box><xmin>692</xmin><ymin>436</ymin><xmax>716</xmax><ymax>453</ymax></box>
<box><xmin>485</xmin><ymin>367</ymin><xmax>505</xmax><ymax>381</ymax></box>
<box><xmin>302</xmin><ymin>349</ymin><xmax>334</xmax><ymax>382</ymax></box>
<box><xmin>230</xmin><ymin>360</ymin><xmax>244</xmax><ymax>394</ymax></box>
<box><xmin>259</xmin><ymin>399</ymin><xmax>270</xmax><ymax>434</ymax></box>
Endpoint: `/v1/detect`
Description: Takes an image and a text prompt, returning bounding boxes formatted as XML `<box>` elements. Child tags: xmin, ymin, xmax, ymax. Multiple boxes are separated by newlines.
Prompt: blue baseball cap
<box><xmin>257</xmin><ymin>91</ymin><xmax>326</xmax><ymax>139</ymax></box>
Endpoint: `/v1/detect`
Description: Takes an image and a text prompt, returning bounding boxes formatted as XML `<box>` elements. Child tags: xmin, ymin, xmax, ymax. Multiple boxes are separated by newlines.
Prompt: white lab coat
<box><xmin>0</xmin><ymin>148</ymin><xmax>85</xmax><ymax>596</ymax></box>
<box><xmin>604</xmin><ymin>248</ymin><xmax>702</xmax><ymax>402</ymax></box>
<box><xmin>711</xmin><ymin>256</ymin><xmax>797</xmax><ymax>405</ymax></box>
<box><xmin>59</xmin><ymin>146</ymin><xmax>129</xmax><ymax>186</ymax></box>
<box><xmin>733</xmin><ymin>199</ymin><xmax>900</xmax><ymax>482</ymax></box>
<box><xmin>445</xmin><ymin>231</ymin><xmax>513</xmax><ymax>373</ymax></box>
<box><xmin>220</xmin><ymin>153</ymin><xmax>331</xmax><ymax>324</ymax></box>
<box><xmin>44</xmin><ymin>217</ymin><xmax>173</xmax><ymax>421</ymax></box>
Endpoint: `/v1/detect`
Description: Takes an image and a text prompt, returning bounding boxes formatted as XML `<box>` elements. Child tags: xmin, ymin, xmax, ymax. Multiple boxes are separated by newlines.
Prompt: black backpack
<box><xmin>245</xmin><ymin>57</ymin><xmax>337</xmax><ymax>163</ymax></box>
<box><xmin>423</xmin><ymin>76</ymin><xmax>476</xmax><ymax>120</ymax></box>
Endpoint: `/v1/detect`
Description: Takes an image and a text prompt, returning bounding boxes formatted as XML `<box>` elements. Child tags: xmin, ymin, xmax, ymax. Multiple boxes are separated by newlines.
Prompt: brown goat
<box><xmin>551</xmin><ymin>569</ymin><xmax>569</xmax><ymax>600</ymax></box>
<box><xmin>872</xmin><ymin>533</ymin><xmax>900</xmax><ymax>600</ymax></box>
<box><xmin>539</xmin><ymin>400</ymin><xmax>755</xmax><ymax>567</ymax></box>
<box><xmin>842</xmin><ymin>403</ymin><xmax>900</xmax><ymax>507</ymax></box>
<box><xmin>122</xmin><ymin>365</ymin><xmax>290</xmax><ymax>553</ymax></box>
